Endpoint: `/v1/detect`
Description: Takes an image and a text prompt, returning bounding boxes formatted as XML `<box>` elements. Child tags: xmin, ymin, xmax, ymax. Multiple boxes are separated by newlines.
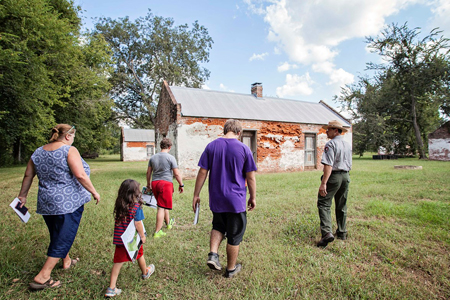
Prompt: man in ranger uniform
<box><xmin>316</xmin><ymin>120</ymin><xmax>352</xmax><ymax>248</ymax></box>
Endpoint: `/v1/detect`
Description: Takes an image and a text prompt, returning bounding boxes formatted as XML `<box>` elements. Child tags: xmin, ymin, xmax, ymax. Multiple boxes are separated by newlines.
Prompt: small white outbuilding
<box><xmin>428</xmin><ymin>121</ymin><xmax>450</xmax><ymax>161</ymax></box>
<box><xmin>120</xmin><ymin>128</ymin><xmax>155</xmax><ymax>161</ymax></box>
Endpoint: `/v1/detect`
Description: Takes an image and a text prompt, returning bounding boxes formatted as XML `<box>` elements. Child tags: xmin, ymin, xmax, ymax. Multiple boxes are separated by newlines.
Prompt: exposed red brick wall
<box><xmin>183</xmin><ymin>117</ymin><xmax>227</xmax><ymax>126</ymax></box>
<box><xmin>257</xmin><ymin>122</ymin><xmax>302</xmax><ymax>163</ymax></box>
<box><xmin>155</xmin><ymin>82</ymin><xmax>178</xmax><ymax>136</ymax></box>
<box><xmin>428</xmin><ymin>121</ymin><xmax>450</xmax><ymax>139</ymax></box>
<box><xmin>179</xmin><ymin>117</ymin><xmax>331</xmax><ymax>171</ymax></box>
<box><xmin>126</xmin><ymin>142</ymin><xmax>148</xmax><ymax>148</ymax></box>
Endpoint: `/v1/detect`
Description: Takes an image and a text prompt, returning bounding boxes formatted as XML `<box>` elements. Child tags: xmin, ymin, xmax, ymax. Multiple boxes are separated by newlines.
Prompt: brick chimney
<box><xmin>251</xmin><ymin>82</ymin><xmax>263</xmax><ymax>98</ymax></box>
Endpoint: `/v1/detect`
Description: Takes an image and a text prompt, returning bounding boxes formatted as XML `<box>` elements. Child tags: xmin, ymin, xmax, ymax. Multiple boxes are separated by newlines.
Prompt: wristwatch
<box><xmin>179</xmin><ymin>184</ymin><xmax>184</xmax><ymax>188</ymax></box>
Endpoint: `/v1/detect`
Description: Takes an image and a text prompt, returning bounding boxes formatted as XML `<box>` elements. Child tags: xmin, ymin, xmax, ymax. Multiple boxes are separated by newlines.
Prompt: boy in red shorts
<box><xmin>146</xmin><ymin>138</ymin><xmax>184</xmax><ymax>238</ymax></box>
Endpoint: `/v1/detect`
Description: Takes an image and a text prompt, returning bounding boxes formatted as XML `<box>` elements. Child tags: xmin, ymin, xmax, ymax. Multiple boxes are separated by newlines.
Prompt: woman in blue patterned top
<box><xmin>17</xmin><ymin>124</ymin><xmax>100</xmax><ymax>291</ymax></box>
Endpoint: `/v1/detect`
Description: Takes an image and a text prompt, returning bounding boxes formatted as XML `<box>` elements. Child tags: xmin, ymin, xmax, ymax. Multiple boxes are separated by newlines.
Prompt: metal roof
<box><xmin>123</xmin><ymin>129</ymin><xmax>155</xmax><ymax>142</ymax></box>
<box><xmin>169</xmin><ymin>86</ymin><xmax>350</xmax><ymax>127</ymax></box>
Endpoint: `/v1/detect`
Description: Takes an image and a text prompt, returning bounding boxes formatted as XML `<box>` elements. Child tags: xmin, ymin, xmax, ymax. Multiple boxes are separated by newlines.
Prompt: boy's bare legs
<box><xmin>155</xmin><ymin>207</ymin><xmax>165</xmax><ymax>233</ymax></box>
<box><xmin>209</xmin><ymin>230</ymin><xmax>239</xmax><ymax>271</ymax></box>
<box><xmin>210</xmin><ymin>229</ymin><xmax>224</xmax><ymax>253</ymax></box>
<box><xmin>226</xmin><ymin>244</ymin><xmax>239</xmax><ymax>270</ymax></box>
<box><xmin>109</xmin><ymin>262</ymin><xmax>124</xmax><ymax>289</ymax></box>
<box><xmin>164</xmin><ymin>209</ymin><xmax>170</xmax><ymax>226</ymax></box>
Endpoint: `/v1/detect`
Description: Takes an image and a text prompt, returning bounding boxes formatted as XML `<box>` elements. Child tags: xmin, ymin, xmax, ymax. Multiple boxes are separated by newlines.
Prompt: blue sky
<box><xmin>74</xmin><ymin>0</ymin><xmax>450</xmax><ymax>113</ymax></box>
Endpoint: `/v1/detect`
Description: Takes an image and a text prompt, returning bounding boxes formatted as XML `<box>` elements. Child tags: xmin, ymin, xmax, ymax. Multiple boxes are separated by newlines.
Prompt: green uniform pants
<box><xmin>317</xmin><ymin>172</ymin><xmax>350</xmax><ymax>237</ymax></box>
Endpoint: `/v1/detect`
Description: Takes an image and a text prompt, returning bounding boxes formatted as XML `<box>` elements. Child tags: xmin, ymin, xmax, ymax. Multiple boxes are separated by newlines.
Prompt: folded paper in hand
<box><xmin>10</xmin><ymin>198</ymin><xmax>30</xmax><ymax>223</ymax></box>
<box><xmin>193</xmin><ymin>203</ymin><xmax>199</xmax><ymax>225</ymax></box>
<box><xmin>142</xmin><ymin>187</ymin><xmax>157</xmax><ymax>208</ymax></box>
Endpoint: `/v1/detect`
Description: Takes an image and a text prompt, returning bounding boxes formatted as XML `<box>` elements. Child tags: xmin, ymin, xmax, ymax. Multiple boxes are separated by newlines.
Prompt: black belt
<box><xmin>331</xmin><ymin>170</ymin><xmax>349</xmax><ymax>174</ymax></box>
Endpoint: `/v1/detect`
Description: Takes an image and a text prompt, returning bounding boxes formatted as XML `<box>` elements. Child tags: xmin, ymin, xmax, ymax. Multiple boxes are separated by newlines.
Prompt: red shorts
<box><xmin>151</xmin><ymin>180</ymin><xmax>174</xmax><ymax>209</ymax></box>
<box><xmin>113</xmin><ymin>245</ymin><xmax>143</xmax><ymax>263</ymax></box>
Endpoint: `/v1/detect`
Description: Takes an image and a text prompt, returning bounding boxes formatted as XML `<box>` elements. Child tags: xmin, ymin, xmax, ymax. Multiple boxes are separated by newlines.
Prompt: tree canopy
<box><xmin>338</xmin><ymin>23</ymin><xmax>450</xmax><ymax>158</ymax></box>
<box><xmin>93</xmin><ymin>11</ymin><xmax>213</xmax><ymax>128</ymax></box>
<box><xmin>0</xmin><ymin>0</ymin><xmax>114</xmax><ymax>165</ymax></box>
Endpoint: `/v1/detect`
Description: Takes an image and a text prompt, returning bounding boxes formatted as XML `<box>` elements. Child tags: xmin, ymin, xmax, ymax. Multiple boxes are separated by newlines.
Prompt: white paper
<box><xmin>193</xmin><ymin>203</ymin><xmax>199</xmax><ymax>225</ymax></box>
<box><xmin>9</xmin><ymin>198</ymin><xmax>30</xmax><ymax>223</ymax></box>
<box><xmin>120</xmin><ymin>221</ymin><xmax>146</xmax><ymax>262</ymax></box>
<box><xmin>142</xmin><ymin>194</ymin><xmax>157</xmax><ymax>208</ymax></box>
<box><xmin>142</xmin><ymin>187</ymin><xmax>157</xmax><ymax>208</ymax></box>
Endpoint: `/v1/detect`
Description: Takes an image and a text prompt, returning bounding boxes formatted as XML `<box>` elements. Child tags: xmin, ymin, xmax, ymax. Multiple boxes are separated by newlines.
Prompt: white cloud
<box><xmin>243</xmin><ymin>0</ymin><xmax>266</xmax><ymax>15</ymax></box>
<box><xmin>219</xmin><ymin>83</ymin><xmax>235</xmax><ymax>92</ymax></box>
<box><xmin>326</xmin><ymin>68</ymin><xmax>355</xmax><ymax>87</ymax></box>
<box><xmin>430</xmin><ymin>0</ymin><xmax>450</xmax><ymax>34</ymax></box>
<box><xmin>277</xmin><ymin>62</ymin><xmax>298</xmax><ymax>72</ymax></box>
<box><xmin>249</xmin><ymin>52</ymin><xmax>269</xmax><ymax>61</ymax></box>
<box><xmin>246</xmin><ymin>0</ymin><xmax>421</xmax><ymax>95</ymax></box>
<box><xmin>260</xmin><ymin>0</ymin><xmax>418</xmax><ymax>65</ymax></box>
<box><xmin>312</xmin><ymin>62</ymin><xmax>354</xmax><ymax>92</ymax></box>
<box><xmin>202</xmin><ymin>84</ymin><xmax>211</xmax><ymax>90</ymax></box>
<box><xmin>276</xmin><ymin>73</ymin><xmax>314</xmax><ymax>97</ymax></box>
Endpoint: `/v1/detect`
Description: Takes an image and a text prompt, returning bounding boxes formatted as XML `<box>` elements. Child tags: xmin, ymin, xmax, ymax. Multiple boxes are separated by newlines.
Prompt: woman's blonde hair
<box><xmin>49</xmin><ymin>124</ymin><xmax>75</xmax><ymax>142</ymax></box>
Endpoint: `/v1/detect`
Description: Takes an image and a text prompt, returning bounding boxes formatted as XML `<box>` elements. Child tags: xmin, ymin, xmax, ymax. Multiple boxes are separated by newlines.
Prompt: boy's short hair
<box><xmin>160</xmin><ymin>138</ymin><xmax>172</xmax><ymax>150</ymax></box>
<box><xmin>223</xmin><ymin>119</ymin><xmax>242</xmax><ymax>135</ymax></box>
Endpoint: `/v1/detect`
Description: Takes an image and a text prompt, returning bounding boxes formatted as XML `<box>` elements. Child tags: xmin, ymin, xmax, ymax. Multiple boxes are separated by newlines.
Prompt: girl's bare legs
<box><xmin>109</xmin><ymin>262</ymin><xmax>124</xmax><ymax>289</ymax></box>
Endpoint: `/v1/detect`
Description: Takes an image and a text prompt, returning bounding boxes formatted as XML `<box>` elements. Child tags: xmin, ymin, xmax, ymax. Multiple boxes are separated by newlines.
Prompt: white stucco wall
<box><xmin>177</xmin><ymin>122</ymin><xmax>223</xmax><ymax>178</ymax></box>
<box><xmin>429</xmin><ymin>138</ymin><xmax>450</xmax><ymax>161</ymax></box>
<box><xmin>122</xmin><ymin>143</ymin><xmax>150</xmax><ymax>161</ymax></box>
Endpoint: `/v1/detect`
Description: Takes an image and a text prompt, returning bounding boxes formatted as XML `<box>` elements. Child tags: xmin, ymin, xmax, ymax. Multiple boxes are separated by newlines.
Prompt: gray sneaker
<box><xmin>105</xmin><ymin>287</ymin><xmax>122</xmax><ymax>297</ymax></box>
<box><xmin>225</xmin><ymin>263</ymin><xmax>242</xmax><ymax>278</ymax></box>
<box><xmin>207</xmin><ymin>252</ymin><xmax>222</xmax><ymax>270</ymax></box>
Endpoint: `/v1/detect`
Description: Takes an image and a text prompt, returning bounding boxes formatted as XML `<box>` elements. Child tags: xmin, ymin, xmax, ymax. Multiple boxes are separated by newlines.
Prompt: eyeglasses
<box><xmin>66</xmin><ymin>126</ymin><xmax>75</xmax><ymax>135</ymax></box>
<box><xmin>66</xmin><ymin>125</ymin><xmax>75</xmax><ymax>137</ymax></box>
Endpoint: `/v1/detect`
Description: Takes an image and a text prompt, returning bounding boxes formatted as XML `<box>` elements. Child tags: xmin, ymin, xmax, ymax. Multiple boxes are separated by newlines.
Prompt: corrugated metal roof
<box><xmin>170</xmin><ymin>86</ymin><xmax>350</xmax><ymax>127</ymax></box>
<box><xmin>123</xmin><ymin>129</ymin><xmax>155</xmax><ymax>142</ymax></box>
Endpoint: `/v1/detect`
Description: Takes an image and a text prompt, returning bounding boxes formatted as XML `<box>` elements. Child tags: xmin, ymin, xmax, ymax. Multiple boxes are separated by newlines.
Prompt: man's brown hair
<box><xmin>223</xmin><ymin>119</ymin><xmax>242</xmax><ymax>135</ymax></box>
<box><xmin>160</xmin><ymin>138</ymin><xmax>172</xmax><ymax>150</ymax></box>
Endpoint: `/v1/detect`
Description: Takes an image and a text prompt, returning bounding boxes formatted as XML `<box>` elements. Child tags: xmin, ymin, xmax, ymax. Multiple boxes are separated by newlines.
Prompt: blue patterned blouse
<box><xmin>31</xmin><ymin>145</ymin><xmax>91</xmax><ymax>215</ymax></box>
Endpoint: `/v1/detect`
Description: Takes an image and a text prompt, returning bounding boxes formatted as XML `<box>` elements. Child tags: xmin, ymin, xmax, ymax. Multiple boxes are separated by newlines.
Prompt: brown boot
<box><xmin>317</xmin><ymin>232</ymin><xmax>335</xmax><ymax>247</ymax></box>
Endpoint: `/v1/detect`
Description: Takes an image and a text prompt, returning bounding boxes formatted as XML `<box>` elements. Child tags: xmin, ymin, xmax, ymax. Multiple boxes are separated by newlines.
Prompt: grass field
<box><xmin>0</xmin><ymin>155</ymin><xmax>449</xmax><ymax>299</ymax></box>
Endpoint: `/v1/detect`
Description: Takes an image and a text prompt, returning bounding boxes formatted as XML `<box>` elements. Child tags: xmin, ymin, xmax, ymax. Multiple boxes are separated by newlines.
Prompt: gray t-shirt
<box><xmin>148</xmin><ymin>152</ymin><xmax>178</xmax><ymax>182</ymax></box>
<box><xmin>321</xmin><ymin>135</ymin><xmax>352</xmax><ymax>171</ymax></box>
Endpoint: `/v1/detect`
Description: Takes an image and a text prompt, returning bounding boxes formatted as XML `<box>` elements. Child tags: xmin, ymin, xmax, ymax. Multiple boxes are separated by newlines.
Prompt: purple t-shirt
<box><xmin>198</xmin><ymin>138</ymin><xmax>257</xmax><ymax>213</ymax></box>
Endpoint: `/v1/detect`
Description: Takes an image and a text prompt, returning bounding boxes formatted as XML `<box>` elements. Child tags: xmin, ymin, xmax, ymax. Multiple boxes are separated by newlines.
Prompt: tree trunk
<box><xmin>13</xmin><ymin>140</ymin><xmax>22</xmax><ymax>164</ymax></box>
<box><xmin>410</xmin><ymin>96</ymin><xmax>426</xmax><ymax>159</ymax></box>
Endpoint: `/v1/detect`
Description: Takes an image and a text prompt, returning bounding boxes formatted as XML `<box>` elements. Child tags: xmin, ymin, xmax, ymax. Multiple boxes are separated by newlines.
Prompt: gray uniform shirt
<box><xmin>148</xmin><ymin>152</ymin><xmax>178</xmax><ymax>182</ymax></box>
<box><xmin>321</xmin><ymin>135</ymin><xmax>352</xmax><ymax>171</ymax></box>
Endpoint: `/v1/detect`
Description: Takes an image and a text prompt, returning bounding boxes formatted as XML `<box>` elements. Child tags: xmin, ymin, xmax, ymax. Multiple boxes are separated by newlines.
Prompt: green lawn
<box><xmin>0</xmin><ymin>155</ymin><xmax>449</xmax><ymax>299</ymax></box>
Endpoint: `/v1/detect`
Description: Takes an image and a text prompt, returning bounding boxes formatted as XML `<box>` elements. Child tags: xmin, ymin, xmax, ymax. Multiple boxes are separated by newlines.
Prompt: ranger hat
<box><xmin>322</xmin><ymin>120</ymin><xmax>348</xmax><ymax>133</ymax></box>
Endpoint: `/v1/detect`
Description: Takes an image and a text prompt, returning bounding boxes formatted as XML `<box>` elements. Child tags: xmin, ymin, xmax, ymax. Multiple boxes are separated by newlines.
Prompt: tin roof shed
<box><xmin>123</xmin><ymin>129</ymin><xmax>155</xmax><ymax>142</ymax></box>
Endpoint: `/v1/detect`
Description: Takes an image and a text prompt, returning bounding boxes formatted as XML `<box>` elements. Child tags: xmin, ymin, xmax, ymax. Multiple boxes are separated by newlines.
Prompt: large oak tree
<box><xmin>93</xmin><ymin>11</ymin><xmax>213</xmax><ymax>128</ymax></box>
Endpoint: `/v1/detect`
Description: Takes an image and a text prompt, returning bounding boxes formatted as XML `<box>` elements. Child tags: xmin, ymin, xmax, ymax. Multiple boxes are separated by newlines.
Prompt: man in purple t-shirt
<box><xmin>193</xmin><ymin>119</ymin><xmax>257</xmax><ymax>278</ymax></box>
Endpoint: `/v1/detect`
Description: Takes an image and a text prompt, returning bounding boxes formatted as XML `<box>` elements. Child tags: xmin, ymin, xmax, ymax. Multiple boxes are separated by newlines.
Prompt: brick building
<box><xmin>120</xmin><ymin>128</ymin><xmax>155</xmax><ymax>161</ymax></box>
<box><xmin>428</xmin><ymin>121</ymin><xmax>450</xmax><ymax>161</ymax></box>
<box><xmin>155</xmin><ymin>81</ymin><xmax>352</xmax><ymax>178</ymax></box>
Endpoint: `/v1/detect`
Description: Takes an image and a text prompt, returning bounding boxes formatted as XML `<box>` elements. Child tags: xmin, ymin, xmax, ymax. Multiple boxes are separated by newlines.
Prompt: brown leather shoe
<box><xmin>317</xmin><ymin>232</ymin><xmax>335</xmax><ymax>247</ymax></box>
